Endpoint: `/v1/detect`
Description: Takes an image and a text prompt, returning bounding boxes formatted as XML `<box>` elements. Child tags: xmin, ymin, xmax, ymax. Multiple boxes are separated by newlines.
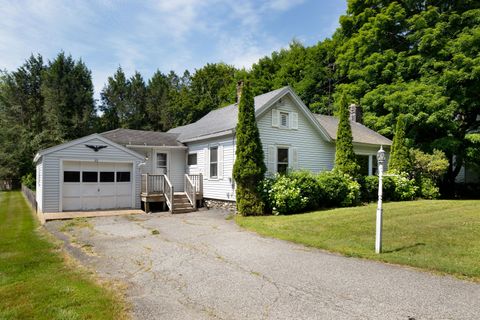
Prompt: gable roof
<box><xmin>34</xmin><ymin>133</ymin><xmax>145</xmax><ymax>163</ymax></box>
<box><xmin>314</xmin><ymin>114</ymin><xmax>392</xmax><ymax>146</ymax></box>
<box><xmin>169</xmin><ymin>86</ymin><xmax>331</xmax><ymax>142</ymax></box>
<box><xmin>100</xmin><ymin>128</ymin><xmax>184</xmax><ymax>147</ymax></box>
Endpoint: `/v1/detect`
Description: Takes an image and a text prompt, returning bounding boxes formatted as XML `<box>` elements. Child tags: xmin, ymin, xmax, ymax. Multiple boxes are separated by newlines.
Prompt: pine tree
<box><xmin>389</xmin><ymin>114</ymin><xmax>411</xmax><ymax>173</ymax></box>
<box><xmin>232</xmin><ymin>80</ymin><xmax>266</xmax><ymax>216</ymax></box>
<box><xmin>99</xmin><ymin>67</ymin><xmax>128</xmax><ymax>130</ymax></box>
<box><xmin>334</xmin><ymin>94</ymin><xmax>360</xmax><ymax>177</ymax></box>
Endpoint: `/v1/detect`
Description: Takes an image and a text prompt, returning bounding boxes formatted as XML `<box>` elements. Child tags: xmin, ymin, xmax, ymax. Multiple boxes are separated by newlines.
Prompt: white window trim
<box><xmin>279</xmin><ymin>111</ymin><xmax>289</xmax><ymax>129</ymax></box>
<box><xmin>209</xmin><ymin>145</ymin><xmax>219</xmax><ymax>180</ymax></box>
<box><xmin>276</xmin><ymin>145</ymin><xmax>290</xmax><ymax>174</ymax></box>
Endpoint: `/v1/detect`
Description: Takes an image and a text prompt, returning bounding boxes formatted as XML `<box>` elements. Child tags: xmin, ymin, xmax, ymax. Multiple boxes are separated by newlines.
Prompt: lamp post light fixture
<box><xmin>375</xmin><ymin>146</ymin><xmax>386</xmax><ymax>254</ymax></box>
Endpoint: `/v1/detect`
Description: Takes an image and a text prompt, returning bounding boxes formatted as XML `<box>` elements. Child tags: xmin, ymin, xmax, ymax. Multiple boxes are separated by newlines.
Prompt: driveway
<box><xmin>46</xmin><ymin>210</ymin><xmax>480</xmax><ymax>320</ymax></box>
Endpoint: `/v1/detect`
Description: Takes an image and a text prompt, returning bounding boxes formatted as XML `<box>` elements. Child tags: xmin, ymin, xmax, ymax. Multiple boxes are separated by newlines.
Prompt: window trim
<box><xmin>279</xmin><ymin>111</ymin><xmax>289</xmax><ymax>129</ymax></box>
<box><xmin>276</xmin><ymin>146</ymin><xmax>289</xmax><ymax>174</ymax></box>
<box><xmin>156</xmin><ymin>152</ymin><xmax>167</xmax><ymax>169</ymax></box>
<box><xmin>209</xmin><ymin>146</ymin><xmax>218</xmax><ymax>179</ymax></box>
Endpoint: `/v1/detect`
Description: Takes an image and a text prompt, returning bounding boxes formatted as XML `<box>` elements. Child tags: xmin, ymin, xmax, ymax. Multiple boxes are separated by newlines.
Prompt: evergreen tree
<box><xmin>334</xmin><ymin>94</ymin><xmax>360</xmax><ymax>177</ymax></box>
<box><xmin>146</xmin><ymin>70</ymin><xmax>170</xmax><ymax>131</ymax></box>
<box><xmin>126</xmin><ymin>71</ymin><xmax>147</xmax><ymax>129</ymax></box>
<box><xmin>99</xmin><ymin>67</ymin><xmax>128</xmax><ymax>130</ymax></box>
<box><xmin>389</xmin><ymin>114</ymin><xmax>411</xmax><ymax>173</ymax></box>
<box><xmin>232</xmin><ymin>81</ymin><xmax>266</xmax><ymax>216</ymax></box>
<box><xmin>42</xmin><ymin>52</ymin><xmax>95</xmax><ymax>141</ymax></box>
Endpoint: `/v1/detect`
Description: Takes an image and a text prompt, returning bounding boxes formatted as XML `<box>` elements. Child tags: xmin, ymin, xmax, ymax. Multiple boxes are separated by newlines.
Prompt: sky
<box><xmin>0</xmin><ymin>0</ymin><xmax>347</xmax><ymax>97</ymax></box>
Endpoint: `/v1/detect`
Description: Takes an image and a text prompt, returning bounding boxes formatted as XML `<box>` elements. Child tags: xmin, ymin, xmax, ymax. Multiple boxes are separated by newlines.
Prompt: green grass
<box><xmin>236</xmin><ymin>200</ymin><xmax>480</xmax><ymax>281</ymax></box>
<box><xmin>0</xmin><ymin>191</ymin><xmax>129</xmax><ymax>320</ymax></box>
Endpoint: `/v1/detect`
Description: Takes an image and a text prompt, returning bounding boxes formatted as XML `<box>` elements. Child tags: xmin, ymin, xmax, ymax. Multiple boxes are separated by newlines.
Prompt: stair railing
<box><xmin>184</xmin><ymin>174</ymin><xmax>197</xmax><ymax>210</ymax></box>
<box><xmin>163</xmin><ymin>175</ymin><xmax>174</xmax><ymax>213</ymax></box>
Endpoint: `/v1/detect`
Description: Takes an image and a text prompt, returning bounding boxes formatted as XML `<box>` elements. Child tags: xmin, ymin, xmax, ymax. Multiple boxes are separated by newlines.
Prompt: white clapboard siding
<box><xmin>40</xmin><ymin>137</ymin><xmax>142</xmax><ymax>212</ymax></box>
<box><xmin>258</xmin><ymin>95</ymin><xmax>335</xmax><ymax>174</ymax></box>
<box><xmin>186</xmin><ymin>136</ymin><xmax>236</xmax><ymax>201</ymax></box>
<box><xmin>36</xmin><ymin>159</ymin><xmax>43</xmax><ymax>212</ymax></box>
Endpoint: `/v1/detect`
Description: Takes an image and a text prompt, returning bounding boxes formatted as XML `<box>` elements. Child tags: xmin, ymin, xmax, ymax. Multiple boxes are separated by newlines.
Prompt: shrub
<box><xmin>265</xmin><ymin>171</ymin><xmax>321</xmax><ymax>215</ymax></box>
<box><xmin>316</xmin><ymin>171</ymin><xmax>360</xmax><ymax>207</ymax></box>
<box><xmin>418</xmin><ymin>177</ymin><xmax>440</xmax><ymax>199</ymax></box>
<box><xmin>21</xmin><ymin>173</ymin><xmax>36</xmax><ymax>190</ymax></box>
<box><xmin>361</xmin><ymin>173</ymin><xmax>417</xmax><ymax>202</ymax></box>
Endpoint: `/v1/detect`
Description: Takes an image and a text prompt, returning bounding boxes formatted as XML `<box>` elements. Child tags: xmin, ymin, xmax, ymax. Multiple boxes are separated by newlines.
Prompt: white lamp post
<box><xmin>375</xmin><ymin>146</ymin><xmax>386</xmax><ymax>254</ymax></box>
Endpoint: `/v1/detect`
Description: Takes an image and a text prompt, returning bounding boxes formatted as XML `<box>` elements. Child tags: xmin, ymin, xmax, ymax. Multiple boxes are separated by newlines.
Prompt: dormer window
<box><xmin>280</xmin><ymin>112</ymin><xmax>289</xmax><ymax>128</ymax></box>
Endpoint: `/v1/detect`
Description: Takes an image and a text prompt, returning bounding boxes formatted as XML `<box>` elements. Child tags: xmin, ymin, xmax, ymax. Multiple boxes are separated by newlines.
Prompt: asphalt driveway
<box><xmin>46</xmin><ymin>210</ymin><xmax>480</xmax><ymax>320</ymax></box>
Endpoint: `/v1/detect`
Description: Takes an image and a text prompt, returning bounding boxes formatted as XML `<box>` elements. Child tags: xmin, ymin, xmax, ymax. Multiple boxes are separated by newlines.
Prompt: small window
<box><xmin>116</xmin><ymin>172</ymin><xmax>131</xmax><ymax>182</ymax></box>
<box><xmin>100</xmin><ymin>172</ymin><xmax>115</xmax><ymax>182</ymax></box>
<box><xmin>64</xmin><ymin>171</ymin><xmax>80</xmax><ymax>182</ymax></box>
<box><xmin>280</xmin><ymin>112</ymin><xmax>289</xmax><ymax>128</ymax></box>
<box><xmin>82</xmin><ymin>171</ymin><xmax>98</xmax><ymax>183</ymax></box>
<box><xmin>188</xmin><ymin>153</ymin><xmax>197</xmax><ymax>166</ymax></box>
<box><xmin>210</xmin><ymin>147</ymin><xmax>218</xmax><ymax>178</ymax></box>
<box><xmin>156</xmin><ymin>153</ymin><xmax>167</xmax><ymax>169</ymax></box>
<box><xmin>277</xmin><ymin>148</ymin><xmax>289</xmax><ymax>174</ymax></box>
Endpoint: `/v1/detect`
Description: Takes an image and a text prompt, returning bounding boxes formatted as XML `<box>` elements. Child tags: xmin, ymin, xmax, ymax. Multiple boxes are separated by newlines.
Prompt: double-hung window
<box><xmin>280</xmin><ymin>112</ymin><xmax>289</xmax><ymax>128</ymax></box>
<box><xmin>210</xmin><ymin>147</ymin><xmax>218</xmax><ymax>178</ymax></box>
<box><xmin>277</xmin><ymin>147</ymin><xmax>289</xmax><ymax>174</ymax></box>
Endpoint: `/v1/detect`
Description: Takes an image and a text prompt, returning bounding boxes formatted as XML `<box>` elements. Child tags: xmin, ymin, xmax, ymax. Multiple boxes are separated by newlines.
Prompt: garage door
<box><xmin>62</xmin><ymin>161</ymin><xmax>133</xmax><ymax>211</ymax></box>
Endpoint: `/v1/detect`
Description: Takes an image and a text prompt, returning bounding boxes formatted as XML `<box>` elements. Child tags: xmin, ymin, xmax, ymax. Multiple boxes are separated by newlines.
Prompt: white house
<box><xmin>34</xmin><ymin>86</ymin><xmax>392</xmax><ymax>215</ymax></box>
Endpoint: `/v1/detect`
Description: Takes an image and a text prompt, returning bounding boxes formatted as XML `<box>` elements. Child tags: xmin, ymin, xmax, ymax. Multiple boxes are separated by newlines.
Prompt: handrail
<box><xmin>141</xmin><ymin>174</ymin><xmax>165</xmax><ymax>194</ymax></box>
<box><xmin>188</xmin><ymin>173</ymin><xmax>203</xmax><ymax>194</ymax></box>
<box><xmin>184</xmin><ymin>174</ymin><xmax>196</xmax><ymax>210</ymax></box>
<box><xmin>163</xmin><ymin>175</ymin><xmax>174</xmax><ymax>212</ymax></box>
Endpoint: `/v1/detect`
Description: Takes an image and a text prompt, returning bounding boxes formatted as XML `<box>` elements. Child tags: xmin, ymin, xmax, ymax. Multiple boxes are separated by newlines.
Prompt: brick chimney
<box><xmin>236</xmin><ymin>80</ymin><xmax>244</xmax><ymax>103</ymax></box>
<box><xmin>349</xmin><ymin>103</ymin><xmax>362</xmax><ymax>123</ymax></box>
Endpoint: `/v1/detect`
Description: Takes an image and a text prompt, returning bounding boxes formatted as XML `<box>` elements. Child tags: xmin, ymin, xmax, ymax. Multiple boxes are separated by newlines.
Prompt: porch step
<box><xmin>171</xmin><ymin>192</ymin><xmax>196</xmax><ymax>214</ymax></box>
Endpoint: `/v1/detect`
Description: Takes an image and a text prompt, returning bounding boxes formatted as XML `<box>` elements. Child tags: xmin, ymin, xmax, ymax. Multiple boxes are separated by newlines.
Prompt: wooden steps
<box><xmin>172</xmin><ymin>193</ymin><xmax>195</xmax><ymax>214</ymax></box>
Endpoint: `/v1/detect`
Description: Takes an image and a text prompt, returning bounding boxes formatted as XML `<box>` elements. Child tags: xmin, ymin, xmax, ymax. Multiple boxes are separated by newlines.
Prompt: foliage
<box><xmin>0</xmin><ymin>192</ymin><xmax>128</xmax><ymax>319</ymax></box>
<box><xmin>410</xmin><ymin>148</ymin><xmax>449</xmax><ymax>181</ymax></box>
<box><xmin>361</xmin><ymin>173</ymin><xmax>417</xmax><ymax>202</ymax></box>
<box><xmin>418</xmin><ymin>177</ymin><xmax>441</xmax><ymax>199</ymax></box>
<box><xmin>233</xmin><ymin>81</ymin><xmax>266</xmax><ymax>216</ymax></box>
<box><xmin>236</xmin><ymin>200</ymin><xmax>480</xmax><ymax>281</ymax></box>
<box><xmin>261</xmin><ymin>170</ymin><xmax>360</xmax><ymax>215</ymax></box>
<box><xmin>21</xmin><ymin>172</ymin><xmax>36</xmax><ymax>190</ymax></box>
<box><xmin>334</xmin><ymin>94</ymin><xmax>360</xmax><ymax>177</ymax></box>
<box><xmin>388</xmin><ymin>114</ymin><xmax>411</xmax><ymax>173</ymax></box>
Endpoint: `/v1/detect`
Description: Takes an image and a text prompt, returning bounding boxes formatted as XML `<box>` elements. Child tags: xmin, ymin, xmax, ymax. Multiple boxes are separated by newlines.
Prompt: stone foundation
<box><xmin>204</xmin><ymin>199</ymin><xmax>237</xmax><ymax>213</ymax></box>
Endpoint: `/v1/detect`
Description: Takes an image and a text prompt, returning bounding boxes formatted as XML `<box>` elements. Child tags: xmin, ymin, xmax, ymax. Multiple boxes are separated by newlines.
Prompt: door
<box><xmin>62</xmin><ymin>161</ymin><xmax>133</xmax><ymax>211</ymax></box>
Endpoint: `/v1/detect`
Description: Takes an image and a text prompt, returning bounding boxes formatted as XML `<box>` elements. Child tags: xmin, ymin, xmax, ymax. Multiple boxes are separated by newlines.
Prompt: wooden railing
<box><xmin>163</xmin><ymin>175</ymin><xmax>174</xmax><ymax>213</ymax></box>
<box><xmin>188</xmin><ymin>174</ymin><xmax>203</xmax><ymax>194</ymax></box>
<box><xmin>184</xmin><ymin>174</ymin><xmax>196</xmax><ymax>210</ymax></box>
<box><xmin>141</xmin><ymin>174</ymin><xmax>165</xmax><ymax>194</ymax></box>
<box><xmin>21</xmin><ymin>184</ymin><xmax>37</xmax><ymax>212</ymax></box>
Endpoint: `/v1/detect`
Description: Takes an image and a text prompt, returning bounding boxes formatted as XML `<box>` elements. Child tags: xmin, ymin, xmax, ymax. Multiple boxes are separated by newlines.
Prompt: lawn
<box><xmin>0</xmin><ymin>191</ymin><xmax>128</xmax><ymax>320</ymax></box>
<box><xmin>236</xmin><ymin>200</ymin><xmax>480</xmax><ymax>281</ymax></box>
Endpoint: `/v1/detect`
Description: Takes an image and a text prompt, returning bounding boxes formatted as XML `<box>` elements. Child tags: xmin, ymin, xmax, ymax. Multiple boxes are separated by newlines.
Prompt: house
<box><xmin>34</xmin><ymin>86</ymin><xmax>392</xmax><ymax>215</ymax></box>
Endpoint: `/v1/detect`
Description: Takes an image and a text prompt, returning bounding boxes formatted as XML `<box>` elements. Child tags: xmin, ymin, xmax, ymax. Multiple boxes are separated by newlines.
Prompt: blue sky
<box><xmin>0</xmin><ymin>0</ymin><xmax>347</xmax><ymax>97</ymax></box>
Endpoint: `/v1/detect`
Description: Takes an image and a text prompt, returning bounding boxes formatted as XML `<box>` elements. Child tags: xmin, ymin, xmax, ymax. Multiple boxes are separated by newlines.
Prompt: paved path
<box><xmin>46</xmin><ymin>210</ymin><xmax>480</xmax><ymax>320</ymax></box>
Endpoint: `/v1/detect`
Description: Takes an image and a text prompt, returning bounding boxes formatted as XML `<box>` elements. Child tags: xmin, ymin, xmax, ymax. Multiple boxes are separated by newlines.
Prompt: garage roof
<box><xmin>100</xmin><ymin>129</ymin><xmax>184</xmax><ymax>147</ymax></box>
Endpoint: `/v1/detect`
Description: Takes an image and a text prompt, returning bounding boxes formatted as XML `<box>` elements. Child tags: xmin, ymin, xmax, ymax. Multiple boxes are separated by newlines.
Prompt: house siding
<box><xmin>257</xmin><ymin>95</ymin><xmax>335</xmax><ymax>174</ymax></box>
<box><xmin>186</xmin><ymin>136</ymin><xmax>236</xmax><ymax>201</ymax></box>
<box><xmin>41</xmin><ymin>137</ymin><xmax>142</xmax><ymax>212</ymax></box>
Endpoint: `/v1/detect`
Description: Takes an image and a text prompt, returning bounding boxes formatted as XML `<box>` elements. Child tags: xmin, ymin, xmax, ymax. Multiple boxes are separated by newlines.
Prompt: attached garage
<box><xmin>34</xmin><ymin>134</ymin><xmax>145</xmax><ymax>213</ymax></box>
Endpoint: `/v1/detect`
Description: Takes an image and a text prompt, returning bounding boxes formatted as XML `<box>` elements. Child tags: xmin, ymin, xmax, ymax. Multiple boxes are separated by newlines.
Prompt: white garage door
<box><xmin>62</xmin><ymin>161</ymin><xmax>133</xmax><ymax>211</ymax></box>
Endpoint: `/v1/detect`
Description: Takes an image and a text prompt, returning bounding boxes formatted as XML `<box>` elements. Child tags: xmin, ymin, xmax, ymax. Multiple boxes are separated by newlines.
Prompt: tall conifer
<box><xmin>389</xmin><ymin>114</ymin><xmax>411</xmax><ymax>173</ymax></box>
<box><xmin>233</xmin><ymin>80</ymin><xmax>266</xmax><ymax>215</ymax></box>
<box><xmin>334</xmin><ymin>94</ymin><xmax>359</xmax><ymax>177</ymax></box>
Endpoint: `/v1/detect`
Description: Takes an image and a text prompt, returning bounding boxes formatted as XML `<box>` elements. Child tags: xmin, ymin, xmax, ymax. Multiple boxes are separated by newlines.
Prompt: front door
<box><xmin>154</xmin><ymin>152</ymin><xmax>169</xmax><ymax>176</ymax></box>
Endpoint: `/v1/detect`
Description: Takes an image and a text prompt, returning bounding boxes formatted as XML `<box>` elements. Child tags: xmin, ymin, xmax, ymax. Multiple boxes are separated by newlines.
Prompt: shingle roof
<box><xmin>168</xmin><ymin>87</ymin><xmax>288</xmax><ymax>142</ymax></box>
<box><xmin>314</xmin><ymin>114</ymin><xmax>392</xmax><ymax>146</ymax></box>
<box><xmin>100</xmin><ymin>128</ymin><xmax>184</xmax><ymax>147</ymax></box>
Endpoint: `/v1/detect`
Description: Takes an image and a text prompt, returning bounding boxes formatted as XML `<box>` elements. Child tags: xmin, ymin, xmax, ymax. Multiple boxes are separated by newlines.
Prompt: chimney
<box><xmin>236</xmin><ymin>80</ymin><xmax>244</xmax><ymax>103</ymax></box>
<box><xmin>349</xmin><ymin>103</ymin><xmax>362</xmax><ymax>123</ymax></box>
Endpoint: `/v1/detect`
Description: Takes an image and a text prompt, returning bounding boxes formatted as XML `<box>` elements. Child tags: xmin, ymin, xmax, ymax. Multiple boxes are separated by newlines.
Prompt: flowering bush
<box><xmin>316</xmin><ymin>171</ymin><xmax>360</xmax><ymax>207</ymax></box>
<box><xmin>361</xmin><ymin>172</ymin><xmax>417</xmax><ymax>202</ymax></box>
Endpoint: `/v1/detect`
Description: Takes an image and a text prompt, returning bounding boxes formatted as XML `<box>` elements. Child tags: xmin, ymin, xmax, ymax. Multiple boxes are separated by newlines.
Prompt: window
<box><xmin>280</xmin><ymin>112</ymin><xmax>289</xmax><ymax>128</ymax></box>
<box><xmin>82</xmin><ymin>171</ymin><xmax>98</xmax><ymax>183</ymax></box>
<box><xmin>100</xmin><ymin>172</ymin><xmax>115</xmax><ymax>182</ymax></box>
<box><xmin>372</xmin><ymin>155</ymin><xmax>378</xmax><ymax>176</ymax></box>
<box><xmin>210</xmin><ymin>146</ymin><xmax>218</xmax><ymax>178</ymax></box>
<box><xmin>188</xmin><ymin>153</ymin><xmax>197</xmax><ymax>166</ymax></box>
<box><xmin>116</xmin><ymin>172</ymin><xmax>131</xmax><ymax>182</ymax></box>
<box><xmin>277</xmin><ymin>148</ymin><xmax>289</xmax><ymax>174</ymax></box>
<box><xmin>64</xmin><ymin>171</ymin><xmax>80</xmax><ymax>182</ymax></box>
<box><xmin>156</xmin><ymin>153</ymin><xmax>167</xmax><ymax>168</ymax></box>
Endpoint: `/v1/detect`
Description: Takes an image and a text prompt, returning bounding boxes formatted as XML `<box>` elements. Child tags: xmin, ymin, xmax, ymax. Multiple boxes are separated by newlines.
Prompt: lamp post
<box><xmin>375</xmin><ymin>146</ymin><xmax>386</xmax><ymax>254</ymax></box>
